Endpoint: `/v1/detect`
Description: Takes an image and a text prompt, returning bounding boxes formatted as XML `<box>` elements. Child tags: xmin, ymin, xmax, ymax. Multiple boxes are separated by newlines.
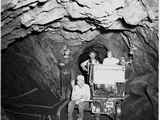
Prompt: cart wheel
<box><xmin>95</xmin><ymin>113</ymin><xmax>100</xmax><ymax>120</ymax></box>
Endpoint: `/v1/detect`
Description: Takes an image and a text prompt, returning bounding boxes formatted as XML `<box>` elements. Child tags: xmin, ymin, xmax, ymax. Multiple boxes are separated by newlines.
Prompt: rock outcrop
<box><xmin>1</xmin><ymin>0</ymin><xmax>158</xmax><ymax>49</ymax></box>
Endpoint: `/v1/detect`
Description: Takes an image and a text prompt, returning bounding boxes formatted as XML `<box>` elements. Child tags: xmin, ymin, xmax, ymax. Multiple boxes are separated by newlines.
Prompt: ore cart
<box><xmin>88</xmin><ymin>64</ymin><xmax>128</xmax><ymax>120</ymax></box>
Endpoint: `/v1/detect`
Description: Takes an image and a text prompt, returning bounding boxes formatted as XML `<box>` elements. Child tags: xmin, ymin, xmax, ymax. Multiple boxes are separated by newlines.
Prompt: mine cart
<box><xmin>57</xmin><ymin>63</ymin><xmax>128</xmax><ymax>120</ymax></box>
<box><xmin>88</xmin><ymin>64</ymin><xmax>128</xmax><ymax>120</ymax></box>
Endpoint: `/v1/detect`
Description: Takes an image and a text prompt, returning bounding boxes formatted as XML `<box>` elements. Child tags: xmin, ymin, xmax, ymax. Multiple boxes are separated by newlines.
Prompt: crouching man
<box><xmin>68</xmin><ymin>75</ymin><xmax>91</xmax><ymax>120</ymax></box>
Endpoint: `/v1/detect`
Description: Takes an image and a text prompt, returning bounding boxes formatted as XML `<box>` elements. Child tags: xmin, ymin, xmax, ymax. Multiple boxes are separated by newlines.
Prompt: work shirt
<box><xmin>103</xmin><ymin>57</ymin><xmax>119</xmax><ymax>65</ymax></box>
<box><xmin>71</xmin><ymin>84</ymin><xmax>90</xmax><ymax>104</ymax></box>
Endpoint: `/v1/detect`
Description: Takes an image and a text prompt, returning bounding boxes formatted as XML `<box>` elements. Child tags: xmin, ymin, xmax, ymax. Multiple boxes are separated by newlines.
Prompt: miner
<box><xmin>68</xmin><ymin>75</ymin><xmax>90</xmax><ymax>120</ymax></box>
<box><xmin>59</xmin><ymin>47</ymin><xmax>73</xmax><ymax>99</ymax></box>
<box><xmin>80</xmin><ymin>51</ymin><xmax>99</xmax><ymax>84</ymax></box>
<box><xmin>103</xmin><ymin>51</ymin><xmax>119</xmax><ymax>65</ymax></box>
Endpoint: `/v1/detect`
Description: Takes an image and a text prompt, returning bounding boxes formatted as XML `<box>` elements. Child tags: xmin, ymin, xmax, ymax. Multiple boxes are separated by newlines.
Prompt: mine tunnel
<box><xmin>1</xmin><ymin>0</ymin><xmax>158</xmax><ymax>120</ymax></box>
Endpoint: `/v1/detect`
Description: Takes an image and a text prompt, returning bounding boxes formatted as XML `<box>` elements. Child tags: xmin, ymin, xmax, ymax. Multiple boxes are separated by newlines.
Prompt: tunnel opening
<box><xmin>77</xmin><ymin>42</ymin><xmax>108</xmax><ymax>83</ymax></box>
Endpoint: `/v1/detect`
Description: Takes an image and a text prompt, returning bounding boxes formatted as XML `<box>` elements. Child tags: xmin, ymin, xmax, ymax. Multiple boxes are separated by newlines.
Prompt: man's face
<box><xmin>107</xmin><ymin>51</ymin><xmax>112</xmax><ymax>57</ymax></box>
<box><xmin>89</xmin><ymin>52</ymin><xmax>96</xmax><ymax>59</ymax></box>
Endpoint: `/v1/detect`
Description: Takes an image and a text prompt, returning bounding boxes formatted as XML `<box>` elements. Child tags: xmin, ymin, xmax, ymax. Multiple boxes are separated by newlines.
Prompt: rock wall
<box><xmin>121</xmin><ymin>26</ymin><xmax>158</xmax><ymax>120</ymax></box>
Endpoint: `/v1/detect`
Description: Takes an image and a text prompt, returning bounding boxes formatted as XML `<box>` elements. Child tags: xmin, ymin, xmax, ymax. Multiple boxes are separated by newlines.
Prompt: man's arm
<box><xmin>84</xmin><ymin>85</ymin><xmax>91</xmax><ymax>100</ymax></box>
<box><xmin>71</xmin><ymin>80</ymin><xmax>75</xmax><ymax>88</ymax></box>
<box><xmin>80</xmin><ymin>60</ymin><xmax>88</xmax><ymax>71</ymax></box>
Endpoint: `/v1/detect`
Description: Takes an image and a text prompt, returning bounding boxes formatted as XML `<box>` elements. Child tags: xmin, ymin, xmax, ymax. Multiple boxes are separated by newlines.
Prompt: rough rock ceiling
<box><xmin>1</xmin><ymin>0</ymin><xmax>158</xmax><ymax>49</ymax></box>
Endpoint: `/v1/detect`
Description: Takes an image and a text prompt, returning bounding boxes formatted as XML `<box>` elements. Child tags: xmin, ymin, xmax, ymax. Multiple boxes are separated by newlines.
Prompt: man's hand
<box><xmin>71</xmin><ymin>80</ymin><xmax>75</xmax><ymax>87</ymax></box>
<box><xmin>75</xmin><ymin>99</ymin><xmax>85</xmax><ymax>104</ymax></box>
<box><xmin>82</xmin><ymin>66</ymin><xmax>88</xmax><ymax>72</ymax></box>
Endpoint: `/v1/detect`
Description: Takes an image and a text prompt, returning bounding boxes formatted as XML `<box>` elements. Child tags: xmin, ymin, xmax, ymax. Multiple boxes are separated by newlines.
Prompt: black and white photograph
<box><xmin>1</xmin><ymin>0</ymin><xmax>159</xmax><ymax>120</ymax></box>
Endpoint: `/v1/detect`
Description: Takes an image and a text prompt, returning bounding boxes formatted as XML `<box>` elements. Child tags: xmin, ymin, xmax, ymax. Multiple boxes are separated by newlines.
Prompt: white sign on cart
<box><xmin>93</xmin><ymin>64</ymin><xmax>125</xmax><ymax>85</ymax></box>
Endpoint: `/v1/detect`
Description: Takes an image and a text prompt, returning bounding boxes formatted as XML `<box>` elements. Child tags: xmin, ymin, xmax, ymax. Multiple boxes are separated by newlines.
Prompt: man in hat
<box><xmin>68</xmin><ymin>75</ymin><xmax>91</xmax><ymax>120</ymax></box>
<box><xmin>81</xmin><ymin>51</ymin><xmax>99</xmax><ymax>84</ymax></box>
<box><xmin>59</xmin><ymin>47</ymin><xmax>73</xmax><ymax>99</ymax></box>
<box><xmin>103</xmin><ymin>51</ymin><xmax>119</xmax><ymax>65</ymax></box>
<box><xmin>81</xmin><ymin>51</ymin><xmax>99</xmax><ymax>72</ymax></box>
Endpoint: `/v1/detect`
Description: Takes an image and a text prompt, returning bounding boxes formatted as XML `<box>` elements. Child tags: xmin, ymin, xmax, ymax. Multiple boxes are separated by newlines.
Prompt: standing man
<box><xmin>80</xmin><ymin>51</ymin><xmax>99</xmax><ymax>84</ymax></box>
<box><xmin>81</xmin><ymin>51</ymin><xmax>99</xmax><ymax>72</ymax></box>
<box><xmin>102</xmin><ymin>51</ymin><xmax>119</xmax><ymax>92</ymax></box>
<box><xmin>68</xmin><ymin>75</ymin><xmax>90</xmax><ymax>120</ymax></box>
<box><xmin>59</xmin><ymin>48</ymin><xmax>73</xmax><ymax>99</ymax></box>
